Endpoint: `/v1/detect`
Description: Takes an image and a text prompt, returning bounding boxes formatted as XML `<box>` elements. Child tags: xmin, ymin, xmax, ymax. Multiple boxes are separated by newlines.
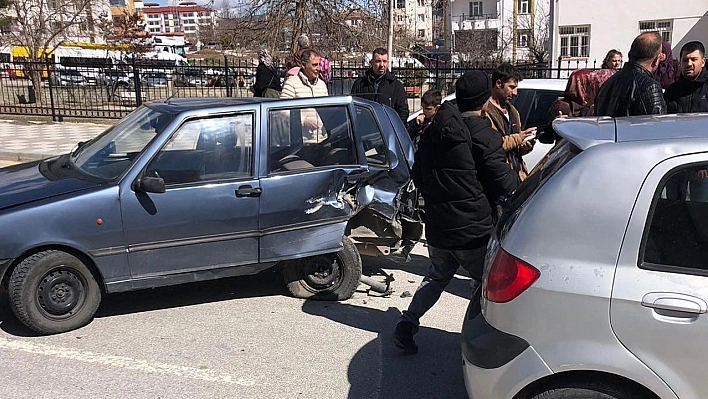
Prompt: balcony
<box><xmin>451</xmin><ymin>13</ymin><xmax>500</xmax><ymax>31</ymax></box>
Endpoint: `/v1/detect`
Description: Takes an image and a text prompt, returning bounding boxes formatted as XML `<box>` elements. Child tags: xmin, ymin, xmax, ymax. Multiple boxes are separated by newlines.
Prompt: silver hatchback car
<box><xmin>462</xmin><ymin>114</ymin><xmax>708</xmax><ymax>399</ymax></box>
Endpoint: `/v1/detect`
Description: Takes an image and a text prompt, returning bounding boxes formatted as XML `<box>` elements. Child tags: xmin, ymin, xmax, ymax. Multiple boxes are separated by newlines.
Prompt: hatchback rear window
<box><xmin>497</xmin><ymin>139</ymin><xmax>579</xmax><ymax>240</ymax></box>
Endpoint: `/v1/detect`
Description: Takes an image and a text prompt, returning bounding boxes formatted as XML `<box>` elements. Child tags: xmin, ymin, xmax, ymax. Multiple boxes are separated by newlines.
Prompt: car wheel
<box><xmin>9</xmin><ymin>250</ymin><xmax>101</xmax><ymax>335</ymax></box>
<box><xmin>283</xmin><ymin>236</ymin><xmax>362</xmax><ymax>301</ymax></box>
<box><xmin>532</xmin><ymin>386</ymin><xmax>643</xmax><ymax>399</ymax></box>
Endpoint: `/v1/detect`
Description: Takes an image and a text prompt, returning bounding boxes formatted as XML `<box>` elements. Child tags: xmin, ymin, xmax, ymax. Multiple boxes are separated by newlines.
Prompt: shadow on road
<box><xmin>362</xmin><ymin>252</ymin><xmax>474</xmax><ymax>301</ymax></box>
<box><xmin>0</xmin><ymin>268</ymin><xmax>287</xmax><ymax>336</ymax></box>
<box><xmin>302</xmin><ymin>300</ymin><xmax>468</xmax><ymax>399</ymax></box>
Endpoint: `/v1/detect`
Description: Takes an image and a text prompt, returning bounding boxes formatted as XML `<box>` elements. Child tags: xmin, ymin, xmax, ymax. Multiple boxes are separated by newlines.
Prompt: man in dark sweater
<box><xmin>392</xmin><ymin>77</ymin><xmax>501</xmax><ymax>355</ymax></box>
<box><xmin>350</xmin><ymin>48</ymin><xmax>409</xmax><ymax>122</ymax></box>
<box><xmin>664</xmin><ymin>41</ymin><xmax>708</xmax><ymax>113</ymax></box>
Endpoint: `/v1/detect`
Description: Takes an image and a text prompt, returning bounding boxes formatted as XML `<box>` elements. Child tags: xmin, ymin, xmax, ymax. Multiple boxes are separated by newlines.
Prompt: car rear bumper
<box><xmin>461</xmin><ymin>296</ymin><xmax>552</xmax><ymax>398</ymax></box>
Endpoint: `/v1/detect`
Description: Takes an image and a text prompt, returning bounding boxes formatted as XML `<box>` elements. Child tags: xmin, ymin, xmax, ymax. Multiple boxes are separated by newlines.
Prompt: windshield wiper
<box><xmin>71</xmin><ymin>141</ymin><xmax>88</xmax><ymax>159</ymax></box>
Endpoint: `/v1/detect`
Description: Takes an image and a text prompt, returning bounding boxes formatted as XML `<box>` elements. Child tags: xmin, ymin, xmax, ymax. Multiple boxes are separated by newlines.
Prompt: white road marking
<box><xmin>0</xmin><ymin>337</ymin><xmax>256</xmax><ymax>386</ymax></box>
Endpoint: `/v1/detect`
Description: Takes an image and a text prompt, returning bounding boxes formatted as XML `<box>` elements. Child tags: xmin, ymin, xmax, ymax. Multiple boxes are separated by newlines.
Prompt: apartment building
<box><xmin>142</xmin><ymin>2</ymin><xmax>217</xmax><ymax>44</ymax></box>
<box><xmin>394</xmin><ymin>0</ymin><xmax>434</xmax><ymax>45</ymax></box>
<box><xmin>450</xmin><ymin>0</ymin><xmax>550</xmax><ymax>62</ymax></box>
<box><xmin>550</xmin><ymin>1</ymin><xmax>708</xmax><ymax>69</ymax></box>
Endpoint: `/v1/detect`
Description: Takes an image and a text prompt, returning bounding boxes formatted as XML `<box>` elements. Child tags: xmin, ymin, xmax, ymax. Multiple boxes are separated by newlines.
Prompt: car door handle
<box><xmin>641</xmin><ymin>292</ymin><xmax>708</xmax><ymax>314</ymax></box>
<box><xmin>236</xmin><ymin>185</ymin><xmax>262</xmax><ymax>197</ymax></box>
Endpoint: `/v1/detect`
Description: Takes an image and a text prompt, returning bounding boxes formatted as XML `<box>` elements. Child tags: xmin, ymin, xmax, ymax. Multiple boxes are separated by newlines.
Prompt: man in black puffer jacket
<box><xmin>392</xmin><ymin>90</ymin><xmax>492</xmax><ymax>355</ymax></box>
<box><xmin>664</xmin><ymin>41</ymin><xmax>708</xmax><ymax>113</ymax></box>
<box><xmin>457</xmin><ymin>71</ymin><xmax>520</xmax><ymax>221</ymax></box>
<box><xmin>350</xmin><ymin>48</ymin><xmax>409</xmax><ymax>122</ymax></box>
<box><xmin>595</xmin><ymin>32</ymin><xmax>667</xmax><ymax>117</ymax></box>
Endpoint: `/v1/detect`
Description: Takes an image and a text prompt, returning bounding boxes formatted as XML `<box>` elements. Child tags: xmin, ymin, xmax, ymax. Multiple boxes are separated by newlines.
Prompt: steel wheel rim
<box><xmin>36</xmin><ymin>267</ymin><xmax>87</xmax><ymax>319</ymax></box>
<box><xmin>302</xmin><ymin>255</ymin><xmax>344</xmax><ymax>292</ymax></box>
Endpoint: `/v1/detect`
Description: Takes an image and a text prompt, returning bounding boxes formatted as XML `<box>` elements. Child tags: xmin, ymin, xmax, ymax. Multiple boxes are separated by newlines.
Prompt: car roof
<box><xmin>439</xmin><ymin>78</ymin><xmax>566</xmax><ymax>103</ymax></box>
<box><xmin>553</xmin><ymin>113</ymin><xmax>708</xmax><ymax>151</ymax></box>
<box><xmin>145</xmin><ymin>96</ymin><xmax>381</xmax><ymax>115</ymax></box>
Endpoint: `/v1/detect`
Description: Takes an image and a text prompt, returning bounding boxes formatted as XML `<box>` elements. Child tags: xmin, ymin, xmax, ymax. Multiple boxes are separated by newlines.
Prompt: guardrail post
<box><xmin>224</xmin><ymin>55</ymin><xmax>231</xmax><ymax>98</ymax></box>
<box><xmin>45</xmin><ymin>57</ymin><xmax>59</xmax><ymax>122</ymax></box>
<box><xmin>132</xmin><ymin>57</ymin><xmax>142</xmax><ymax>107</ymax></box>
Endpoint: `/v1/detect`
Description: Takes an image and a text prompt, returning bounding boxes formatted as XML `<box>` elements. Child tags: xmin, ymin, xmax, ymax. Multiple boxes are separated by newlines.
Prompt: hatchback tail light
<box><xmin>484</xmin><ymin>247</ymin><xmax>540</xmax><ymax>303</ymax></box>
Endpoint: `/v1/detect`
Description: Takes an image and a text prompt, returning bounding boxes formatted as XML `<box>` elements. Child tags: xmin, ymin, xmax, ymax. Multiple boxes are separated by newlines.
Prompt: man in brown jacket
<box><xmin>482</xmin><ymin>63</ymin><xmax>537</xmax><ymax>180</ymax></box>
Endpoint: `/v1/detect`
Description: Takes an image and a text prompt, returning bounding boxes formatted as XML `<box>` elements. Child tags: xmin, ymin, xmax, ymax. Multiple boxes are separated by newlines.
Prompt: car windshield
<box><xmin>70</xmin><ymin>106</ymin><xmax>173</xmax><ymax>181</ymax></box>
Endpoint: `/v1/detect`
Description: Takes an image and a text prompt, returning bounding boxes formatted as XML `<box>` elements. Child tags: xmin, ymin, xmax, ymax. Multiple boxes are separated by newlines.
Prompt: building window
<box><xmin>396</xmin><ymin>0</ymin><xmax>405</xmax><ymax>9</ymax></box>
<box><xmin>518</xmin><ymin>0</ymin><xmax>530</xmax><ymax>14</ymax></box>
<box><xmin>109</xmin><ymin>0</ymin><xmax>125</xmax><ymax>6</ymax></box>
<box><xmin>517</xmin><ymin>29</ymin><xmax>530</xmax><ymax>48</ymax></box>
<box><xmin>397</xmin><ymin>15</ymin><xmax>405</xmax><ymax>23</ymax></box>
<box><xmin>469</xmin><ymin>1</ymin><xmax>482</xmax><ymax>16</ymax></box>
<box><xmin>417</xmin><ymin>14</ymin><xmax>425</xmax><ymax>22</ymax></box>
<box><xmin>559</xmin><ymin>25</ymin><xmax>590</xmax><ymax>58</ymax></box>
<box><xmin>417</xmin><ymin>0</ymin><xmax>424</xmax><ymax>6</ymax></box>
<box><xmin>417</xmin><ymin>29</ymin><xmax>426</xmax><ymax>38</ymax></box>
<box><xmin>639</xmin><ymin>19</ymin><xmax>673</xmax><ymax>45</ymax></box>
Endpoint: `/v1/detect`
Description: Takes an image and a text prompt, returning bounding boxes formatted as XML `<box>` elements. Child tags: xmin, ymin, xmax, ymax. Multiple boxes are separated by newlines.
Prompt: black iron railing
<box><xmin>0</xmin><ymin>56</ymin><xmax>595</xmax><ymax>120</ymax></box>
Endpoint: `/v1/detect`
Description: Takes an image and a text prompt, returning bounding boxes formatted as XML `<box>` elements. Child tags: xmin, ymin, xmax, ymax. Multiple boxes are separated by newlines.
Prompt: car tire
<box><xmin>283</xmin><ymin>236</ymin><xmax>362</xmax><ymax>301</ymax></box>
<box><xmin>532</xmin><ymin>386</ymin><xmax>643</xmax><ymax>399</ymax></box>
<box><xmin>9</xmin><ymin>250</ymin><xmax>101</xmax><ymax>335</ymax></box>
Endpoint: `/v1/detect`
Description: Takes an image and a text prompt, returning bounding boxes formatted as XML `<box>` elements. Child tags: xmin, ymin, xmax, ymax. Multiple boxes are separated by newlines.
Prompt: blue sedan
<box><xmin>0</xmin><ymin>96</ymin><xmax>422</xmax><ymax>334</ymax></box>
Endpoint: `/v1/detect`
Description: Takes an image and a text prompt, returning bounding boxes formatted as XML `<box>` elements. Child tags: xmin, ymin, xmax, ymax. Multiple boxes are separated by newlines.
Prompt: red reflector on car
<box><xmin>484</xmin><ymin>248</ymin><xmax>540</xmax><ymax>303</ymax></box>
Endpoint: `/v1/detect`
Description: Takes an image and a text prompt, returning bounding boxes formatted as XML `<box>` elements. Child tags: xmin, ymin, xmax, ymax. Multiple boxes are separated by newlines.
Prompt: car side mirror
<box><xmin>133</xmin><ymin>176</ymin><xmax>166</xmax><ymax>193</ymax></box>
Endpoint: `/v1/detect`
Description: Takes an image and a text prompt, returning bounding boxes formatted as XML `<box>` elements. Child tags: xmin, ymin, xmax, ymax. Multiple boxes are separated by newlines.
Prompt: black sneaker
<box><xmin>392</xmin><ymin>321</ymin><xmax>418</xmax><ymax>355</ymax></box>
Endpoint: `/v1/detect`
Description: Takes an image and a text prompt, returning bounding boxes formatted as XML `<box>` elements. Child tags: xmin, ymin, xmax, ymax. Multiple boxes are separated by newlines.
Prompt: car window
<box><xmin>510</xmin><ymin>89</ymin><xmax>563</xmax><ymax>130</ymax></box>
<box><xmin>643</xmin><ymin>165</ymin><xmax>708</xmax><ymax>271</ymax></box>
<box><xmin>355</xmin><ymin>105</ymin><xmax>389</xmax><ymax>167</ymax></box>
<box><xmin>268</xmin><ymin>105</ymin><xmax>356</xmax><ymax>173</ymax></box>
<box><xmin>146</xmin><ymin>114</ymin><xmax>254</xmax><ymax>185</ymax></box>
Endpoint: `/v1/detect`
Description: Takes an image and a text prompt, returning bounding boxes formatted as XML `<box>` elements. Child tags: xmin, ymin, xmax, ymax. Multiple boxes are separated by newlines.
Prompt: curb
<box><xmin>0</xmin><ymin>151</ymin><xmax>56</xmax><ymax>163</ymax></box>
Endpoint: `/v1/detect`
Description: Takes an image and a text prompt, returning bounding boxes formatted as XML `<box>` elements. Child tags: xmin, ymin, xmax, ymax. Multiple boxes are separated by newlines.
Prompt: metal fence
<box><xmin>0</xmin><ymin>56</ymin><xmax>582</xmax><ymax>120</ymax></box>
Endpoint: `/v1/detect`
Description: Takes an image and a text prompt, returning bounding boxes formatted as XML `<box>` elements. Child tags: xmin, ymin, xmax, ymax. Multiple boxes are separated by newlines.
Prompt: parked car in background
<box><xmin>141</xmin><ymin>71</ymin><xmax>168</xmax><ymax>87</ymax></box>
<box><xmin>0</xmin><ymin>96</ymin><xmax>421</xmax><ymax>335</ymax></box>
<box><xmin>49</xmin><ymin>69</ymin><xmax>87</xmax><ymax>86</ymax></box>
<box><xmin>462</xmin><ymin>114</ymin><xmax>708</xmax><ymax>399</ymax></box>
<box><xmin>173</xmin><ymin>68</ymin><xmax>209</xmax><ymax>87</ymax></box>
<box><xmin>408</xmin><ymin>79</ymin><xmax>566</xmax><ymax>171</ymax></box>
<box><xmin>99</xmin><ymin>69</ymin><xmax>133</xmax><ymax>87</ymax></box>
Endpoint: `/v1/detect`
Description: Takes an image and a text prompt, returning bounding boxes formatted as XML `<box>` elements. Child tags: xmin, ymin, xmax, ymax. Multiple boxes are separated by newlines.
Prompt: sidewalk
<box><xmin>0</xmin><ymin>119</ymin><xmax>110</xmax><ymax>163</ymax></box>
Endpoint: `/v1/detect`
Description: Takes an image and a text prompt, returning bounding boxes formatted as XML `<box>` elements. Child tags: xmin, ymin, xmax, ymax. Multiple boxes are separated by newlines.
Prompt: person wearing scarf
<box><xmin>254</xmin><ymin>49</ymin><xmax>282</xmax><ymax>98</ymax></box>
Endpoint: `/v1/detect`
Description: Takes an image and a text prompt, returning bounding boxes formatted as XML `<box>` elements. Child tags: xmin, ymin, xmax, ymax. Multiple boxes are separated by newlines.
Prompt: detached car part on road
<box><xmin>0</xmin><ymin>96</ymin><xmax>422</xmax><ymax>335</ymax></box>
<box><xmin>462</xmin><ymin>114</ymin><xmax>708</xmax><ymax>399</ymax></box>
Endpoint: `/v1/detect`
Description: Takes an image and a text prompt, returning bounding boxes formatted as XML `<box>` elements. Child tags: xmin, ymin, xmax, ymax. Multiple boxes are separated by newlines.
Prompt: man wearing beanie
<box><xmin>392</xmin><ymin>75</ymin><xmax>493</xmax><ymax>355</ymax></box>
<box><xmin>482</xmin><ymin>63</ymin><xmax>537</xmax><ymax>181</ymax></box>
<box><xmin>457</xmin><ymin>70</ymin><xmax>520</xmax><ymax>219</ymax></box>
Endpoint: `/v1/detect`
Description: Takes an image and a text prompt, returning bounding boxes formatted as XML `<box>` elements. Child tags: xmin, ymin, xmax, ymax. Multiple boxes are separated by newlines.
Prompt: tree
<box><xmin>220</xmin><ymin>0</ymin><xmax>389</xmax><ymax>57</ymax></box>
<box><xmin>0</xmin><ymin>0</ymin><xmax>106</xmax><ymax>102</ymax></box>
<box><xmin>102</xmin><ymin>10</ymin><xmax>152</xmax><ymax>59</ymax></box>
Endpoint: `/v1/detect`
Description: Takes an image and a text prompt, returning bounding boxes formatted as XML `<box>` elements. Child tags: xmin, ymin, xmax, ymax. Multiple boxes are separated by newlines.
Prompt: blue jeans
<box><xmin>399</xmin><ymin>244</ymin><xmax>487</xmax><ymax>328</ymax></box>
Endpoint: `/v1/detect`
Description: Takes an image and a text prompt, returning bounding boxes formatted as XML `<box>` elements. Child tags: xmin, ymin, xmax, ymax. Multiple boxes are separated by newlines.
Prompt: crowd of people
<box><xmin>252</xmin><ymin>31</ymin><xmax>708</xmax><ymax>355</ymax></box>
<box><xmin>394</xmin><ymin>31</ymin><xmax>708</xmax><ymax>355</ymax></box>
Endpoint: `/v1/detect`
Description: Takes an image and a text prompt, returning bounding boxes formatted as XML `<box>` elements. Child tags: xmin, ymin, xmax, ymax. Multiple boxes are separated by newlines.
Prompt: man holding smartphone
<box><xmin>482</xmin><ymin>63</ymin><xmax>536</xmax><ymax>181</ymax></box>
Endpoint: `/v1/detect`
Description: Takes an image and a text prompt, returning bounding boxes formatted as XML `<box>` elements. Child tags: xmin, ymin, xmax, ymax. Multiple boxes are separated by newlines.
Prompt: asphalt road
<box><xmin>0</xmin><ymin>245</ymin><xmax>474</xmax><ymax>399</ymax></box>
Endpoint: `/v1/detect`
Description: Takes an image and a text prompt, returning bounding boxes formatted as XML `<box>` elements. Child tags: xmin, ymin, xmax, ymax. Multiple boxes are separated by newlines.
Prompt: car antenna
<box><xmin>165</xmin><ymin>79</ymin><xmax>180</xmax><ymax>103</ymax></box>
<box><xmin>165</xmin><ymin>67</ymin><xmax>182</xmax><ymax>104</ymax></box>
